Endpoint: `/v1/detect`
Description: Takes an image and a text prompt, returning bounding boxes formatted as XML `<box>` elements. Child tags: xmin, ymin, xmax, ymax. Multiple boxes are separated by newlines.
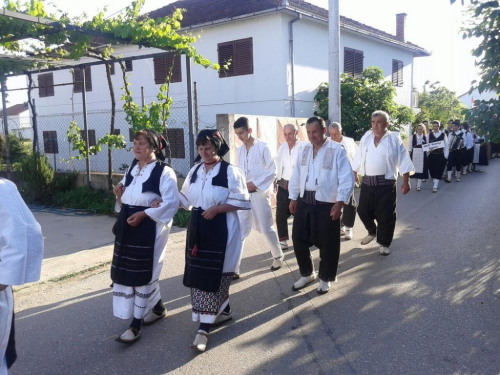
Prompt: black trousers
<box><xmin>447</xmin><ymin>150</ymin><xmax>462</xmax><ymax>171</ymax></box>
<box><xmin>276</xmin><ymin>186</ymin><xmax>292</xmax><ymax>241</ymax></box>
<box><xmin>292</xmin><ymin>198</ymin><xmax>340</xmax><ymax>281</ymax></box>
<box><xmin>341</xmin><ymin>189</ymin><xmax>357</xmax><ymax>228</ymax></box>
<box><xmin>357</xmin><ymin>183</ymin><xmax>397</xmax><ymax>247</ymax></box>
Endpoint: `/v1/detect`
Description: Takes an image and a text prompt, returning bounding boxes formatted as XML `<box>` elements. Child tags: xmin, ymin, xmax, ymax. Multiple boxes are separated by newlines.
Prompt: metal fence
<box><xmin>35</xmin><ymin>101</ymin><xmax>193</xmax><ymax>177</ymax></box>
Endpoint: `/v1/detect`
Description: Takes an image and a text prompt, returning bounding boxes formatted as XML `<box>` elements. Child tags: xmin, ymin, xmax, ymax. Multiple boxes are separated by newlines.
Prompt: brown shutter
<box><xmin>354</xmin><ymin>50</ymin><xmax>363</xmax><ymax>78</ymax></box>
<box><xmin>125</xmin><ymin>60</ymin><xmax>133</xmax><ymax>72</ymax></box>
<box><xmin>163</xmin><ymin>128</ymin><xmax>185</xmax><ymax>159</ymax></box>
<box><xmin>85</xmin><ymin>67</ymin><xmax>92</xmax><ymax>92</ymax></box>
<box><xmin>46</xmin><ymin>73</ymin><xmax>54</xmax><ymax>96</ymax></box>
<box><xmin>154</xmin><ymin>54</ymin><xmax>182</xmax><ymax>84</ymax></box>
<box><xmin>344</xmin><ymin>48</ymin><xmax>355</xmax><ymax>76</ymax></box>
<box><xmin>42</xmin><ymin>131</ymin><xmax>58</xmax><ymax>153</ymax></box>
<box><xmin>73</xmin><ymin>68</ymin><xmax>82</xmax><ymax>93</ymax></box>
<box><xmin>218</xmin><ymin>42</ymin><xmax>235</xmax><ymax>77</ymax></box>
<box><xmin>38</xmin><ymin>74</ymin><xmax>46</xmax><ymax>97</ymax></box>
<box><xmin>234</xmin><ymin>38</ymin><xmax>253</xmax><ymax>76</ymax></box>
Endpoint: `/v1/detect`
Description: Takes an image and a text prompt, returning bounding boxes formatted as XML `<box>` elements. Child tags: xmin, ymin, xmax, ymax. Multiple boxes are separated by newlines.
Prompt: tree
<box><xmin>459</xmin><ymin>0</ymin><xmax>500</xmax><ymax>142</ymax></box>
<box><xmin>414</xmin><ymin>83</ymin><xmax>466</xmax><ymax>128</ymax></box>
<box><xmin>314</xmin><ymin>67</ymin><xmax>415</xmax><ymax>139</ymax></box>
<box><xmin>0</xmin><ymin>0</ymin><xmax>218</xmax><ymax>190</ymax></box>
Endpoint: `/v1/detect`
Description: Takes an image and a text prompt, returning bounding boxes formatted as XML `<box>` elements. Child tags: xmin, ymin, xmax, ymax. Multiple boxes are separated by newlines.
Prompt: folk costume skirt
<box><xmin>112</xmin><ymin>204</ymin><xmax>161</xmax><ymax>320</ymax></box>
<box><xmin>184</xmin><ymin>208</ymin><xmax>231</xmax><ymax>323</ymax></box>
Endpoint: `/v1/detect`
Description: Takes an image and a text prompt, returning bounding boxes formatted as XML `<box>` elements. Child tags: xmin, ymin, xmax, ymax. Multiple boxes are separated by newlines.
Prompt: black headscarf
<box><xmin>142</xmin><ymin>129</ymin><xmax>168</xmax><ymax>162</ymax></box>
<box><xmin>194</xmin><ymin>129</ymin><xmax>230</xmax><ymax>163</ymax></box>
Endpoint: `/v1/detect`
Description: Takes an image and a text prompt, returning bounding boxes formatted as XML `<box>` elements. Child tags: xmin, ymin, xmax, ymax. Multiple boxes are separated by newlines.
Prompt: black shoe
<box><xmin>444</xmin><ymin>178</ymin><xmax>451</xmax><ymax>183</ymax></box>
<box><xmin>232</xmin><ymin>273</ymin><xmax>240</xmax><ymax>280</ymax></box>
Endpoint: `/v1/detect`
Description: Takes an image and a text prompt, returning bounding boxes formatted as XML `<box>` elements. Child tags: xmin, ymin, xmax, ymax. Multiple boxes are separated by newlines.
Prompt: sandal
<box><xmin>432</xmin><ymin>188</ymin><xmax>438</xmax><ymax>193</ymax></box>
<box><xmin>416</xmin><ymin>187</ymin><xmax>421</xmax><ymax>191</ymax></box>
<box><xmin>191</xmin><ymin>330</ymin><xmax>209</xmax><ymax>352</ymax></box>
<box><xmin>143</xmin><ymin>309</ymin><xmax>166</xmax><ymax>326</ymax></box>
<box><xmin>115</xmin><ymin>328</ymin><xmax>141</xmax><ymax>344</ymax></box>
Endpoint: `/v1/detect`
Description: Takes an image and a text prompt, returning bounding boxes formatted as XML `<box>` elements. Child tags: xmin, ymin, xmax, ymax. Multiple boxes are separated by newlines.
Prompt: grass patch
<box><xmin>52</xmin><ymin>186</ymin><xmax>116</xmax><ymax>216</ymax></box>
<box><xmin>173</xmin><ymin>209</ymin><xmax>190</xmax><ymax>227</ymax></box>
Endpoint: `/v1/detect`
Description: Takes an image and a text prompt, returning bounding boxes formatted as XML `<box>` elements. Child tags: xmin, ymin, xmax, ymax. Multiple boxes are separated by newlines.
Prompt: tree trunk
<box><xmin>105</xmin><ymin>62</ymin><xmax>116</xmax><ymax>192</ymax></box>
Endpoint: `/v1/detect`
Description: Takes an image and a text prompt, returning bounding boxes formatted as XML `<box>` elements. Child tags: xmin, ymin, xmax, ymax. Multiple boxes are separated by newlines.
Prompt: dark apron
<box><xmin>111</xmin><ymin>204</ymin><xmax>156</xmax><ymax>287</ymax></box>
<box><xmin>183</xmin><ymin>208</ymin><xmax>228</xmax><ymax>293</ymax></box>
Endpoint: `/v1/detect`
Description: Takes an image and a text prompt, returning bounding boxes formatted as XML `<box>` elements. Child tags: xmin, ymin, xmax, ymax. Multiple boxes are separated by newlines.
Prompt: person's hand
<box><xmin>113</xmin><ymin>183</ymin><xmax>125</xmax><ymax>198</ymax></box>
<box><xmin>127</xmin><ymin>211</ymin><xmax>148</xmax><ymax>226</ymax></box>
<box><xmin>202</xmin><ymin>206</ymin><xmax>220</xmax><ymax>220</ymax></box>
<box><xmin>0</xmin><ymin>284</ymin><xmax>8</xmax><ymax>292</ymax></box>
<box><xmin>401</xmin><ymin>180</ymin><xmax>411</xmax><ymax>195</ymax></box>
<box><xmin>151</xmin><ymin>199</ymin><xmax>163</xmax><ymax>208</ymax></box>
<box><xmin>247</xmin><ymin>182</ymin><xmax>257</xmax><ymax>192</ymax></box>
<box><xmin>289</xmin><ymin>200</ymin><xmax>297</xmax><ymax>215</ymax></box>
<box><xmin>330</xmin><ymin>201</ymin><xmax>343</xmax><ymax>221</ymax></box>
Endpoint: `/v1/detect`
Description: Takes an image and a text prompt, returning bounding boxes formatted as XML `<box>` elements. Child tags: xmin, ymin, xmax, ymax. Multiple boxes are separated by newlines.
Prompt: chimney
<box><xmin>396</xmin><ymin>13</ymin><xmax>407</xmax><ymax>42</ymax></box>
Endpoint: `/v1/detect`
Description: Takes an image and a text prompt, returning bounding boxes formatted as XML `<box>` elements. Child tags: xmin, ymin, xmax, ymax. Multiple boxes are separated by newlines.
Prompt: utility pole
<box><xmin>328</xmin><ymin>0</ymin><xmax>341</xmax><ymax>124</ymax></box>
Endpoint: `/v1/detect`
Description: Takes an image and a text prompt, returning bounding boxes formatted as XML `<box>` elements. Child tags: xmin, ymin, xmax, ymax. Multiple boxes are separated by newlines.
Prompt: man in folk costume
<box><xmin>234</xmin><ymin>117</ymin><xmax>284</xmax><ymax>277</ymax></box>
<box><xmin>0</xmin><ymin>136</ymin><xmax>44</xmax><ymax>375</ymax></box>
<box><xmin>461</xmin><ymin>122</ymin><xmax>475</xmax><ymax>174</ymax></box>
<box><xmin>275</xmin><ymin>123</ymin><xmax>303</xmax><ymax>250</ymax></box>
<box><xmin>289</xmin><ymin>117</ymin><xmax>354</xmax><ymax>294</ymax></box>
<box><xmin>352</xmin><ymin>110</ymin><xmax>415</xmax><ymax>256</ymax></box>
<box><xmin>427</xmin><ymin>120</ymin><xmax>449</xmax><ymax>192</ymax></box>
<box><xmin>329</xmin><ymin>122</ymin><xmax>358</xmax><ymax>240</ymax></box>
<box><xmin>112</xmin><ymin>130</ymin><xmax>179</xmax><ymax>344</ymax></box>
<box><xmin>445</xmin><ymin>121</ymin><xmax>464</xmax><ymax>183</ymax></box>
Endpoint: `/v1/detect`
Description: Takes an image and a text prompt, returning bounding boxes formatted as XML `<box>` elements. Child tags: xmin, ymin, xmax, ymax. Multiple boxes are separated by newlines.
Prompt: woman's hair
<box><xmin>416</xmin><ymin>123</ymin><xmax>427</xmax><ymax>136</ymax></box>
<box><xmin>196</xmin><ymin>133</ymin><xmax>220</xmax><ymax>151</ymax></box>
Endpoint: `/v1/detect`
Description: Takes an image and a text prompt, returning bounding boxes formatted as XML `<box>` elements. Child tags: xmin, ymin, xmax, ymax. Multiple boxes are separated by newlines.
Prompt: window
<box><xmin>108</xmin><ymin>63</ymin><xmax>115</xmax><ymax>75</ymax></box>
<box><xmin>42</xmin><ymin>131</ymin><xmax>58</xmax><ymax>153</ymax></box>
<box><xmin>392</xmin><ymin>59</ymin><xmax>404</xmax><ymax>87</ymax></box>
<box><xmin>79</xmin><ymin>129</ymin><xmax>96</xmax><ymax>154</ymax></box>
<box><xmin>38</xmin><ymin>73</ymin><xmax>54</xmax><ymax>98</ymax></box>
<box><xmin>218</xmin><ymin>38</ymin><xmax>253</xmax><ymax>78</ymax></box>
<box><xmin>154</xmin><ymin>54</ymin><xmax>182</xmax><ymax>84</ymax></box>
<box><xmin>73</xmin><ymin>67</ymin><xmax>92</xmax><ymax>93</ymax></box>
<box><xmin>125</xmin><ymin>60</ymin><xmax>133</xmax><ymax>72</ymax></box>
<box><xmin>163</xmin><ymin>128</ymin><xmax>185</xmax><ymax>159</ymax></box>
<box><xmin>344</xmin><ymin>48</ymin><xmax>364</xmax><ymax>78</ymax></box>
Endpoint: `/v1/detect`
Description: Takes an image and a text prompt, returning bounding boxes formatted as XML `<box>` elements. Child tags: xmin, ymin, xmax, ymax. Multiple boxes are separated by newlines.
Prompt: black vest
<box><xmin>124</xmin><ymin>159</ymin><xmax>167</xmax><ymax>196</ymax></box>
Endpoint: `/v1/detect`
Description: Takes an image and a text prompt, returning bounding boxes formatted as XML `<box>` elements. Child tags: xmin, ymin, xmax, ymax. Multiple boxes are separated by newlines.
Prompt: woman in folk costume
<box><xmin>112</xmin><ymin>130</ymin><xmax>179</xmax><ymax>344</ymax></box>
<box><xmin>408</xmin><ymin>123</ymin><xmax>429</xmax><ymax>191</ymax></box>
<box><xmin>0</xmin><ymin>137</ymin><xmax>44</xmax><ymax>375</ymax></box>
<box><xmin>179</xmin><ymin>129</ymin><xmax>251</xmax><ymax>352</ymax></box>
<box><xmin>426</xmin><ymin>120</ymin><xmax>449</xmax><ymax>192</ymax></box>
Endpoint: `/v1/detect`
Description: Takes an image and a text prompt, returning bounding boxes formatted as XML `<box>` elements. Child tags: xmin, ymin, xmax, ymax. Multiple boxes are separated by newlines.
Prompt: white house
<box><xmin>0</xmin><ymin>102</ymin><xmax>31</xmax><ymax>139</ymax></box>
<box><xmin>29</xmin><ymin>0</ymin><xmax>430</xmax><ymax>174</ymax></box>
<box><xmin>458</xmin><ymin>88</ymin><xmax>497</xmax><ymax>109</ymax></box>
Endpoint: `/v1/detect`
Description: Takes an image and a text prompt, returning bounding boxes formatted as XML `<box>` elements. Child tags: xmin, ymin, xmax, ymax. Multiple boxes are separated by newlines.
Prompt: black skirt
<box><xmin>111</xmin><ymin>204</ymin><xmax>156</xmax><ymax>287</ymax></box>
<box><xmin>427</xmin><ymin>152</ymin><xmax>447</xmax><ymax>179</ymax></box>
<box><xmin>184</xmin><ymin>208</ymin><xmax>228</xmax><ymax>293</ymax></box>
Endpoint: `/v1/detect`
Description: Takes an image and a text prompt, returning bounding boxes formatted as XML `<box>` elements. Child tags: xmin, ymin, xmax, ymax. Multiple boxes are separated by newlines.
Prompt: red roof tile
<box><xmin>0</xmin><ymin>103</ymin><xmax>29</xmax><ymax>117</ymax></box>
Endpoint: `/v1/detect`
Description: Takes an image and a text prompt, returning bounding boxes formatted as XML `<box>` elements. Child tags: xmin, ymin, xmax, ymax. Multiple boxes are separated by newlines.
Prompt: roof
<box><xmin>0</xmin><ymin>103</ymin><xmax>29</xmax><ymax>116</ymax></box>
<box><xmin>148</xmin><ymin>0</ymin><xmax>430</xmax><ymax>57</ymax></box>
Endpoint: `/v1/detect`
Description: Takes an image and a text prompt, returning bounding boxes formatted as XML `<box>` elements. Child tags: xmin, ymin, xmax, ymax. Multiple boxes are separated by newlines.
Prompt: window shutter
<box><xmin>85</xmin><ymin>67</ymin><xmax>92</xmax><ymax>92</ymax></box>
<box><xmin>42</xmin><ymin>131</ymin><xmax>58</xmax><ymax>153</ymax></box>
<box><xmin>354</xmin><ymin>50</ymin><xmax>363</xmax><ymax>78</ymax></box>
<box><xmin>38</xmin><ymin>74</ymin><xmax>46</xmax><ymax>97</ymax></box>
<box><xmin>234</xmin><ymin>38</ymin><xmax>253</xmax><ymax>76</ymax></box>
<box><xmin>218</xmin><ymin>43</ymin><xmax>235</xmax><ymax>77</ymax></box>
<box><xmin>344</xmin><ymin>48</ymin><xmax>354</xmax><ymax>76</ymax></box>
<box><xmin>125</xmin><ymin>60</ymin><xmax>133</xmax><ymax>72</ymax></box>
<box><xmin>46</xmin><ymin>73</ymin><xmax>54</xmax><ymax>96</ymax></box>
<box><xmin>73</xmin><ymin>68</ymin><xmax>82</xmax><ymax>93</ymax></box>
<box><xmin>154</xmin><ymin>55</ymin><xmax>182</xmax><ymax>84</ymax></box>
<box><xmin>392</xmin><ymin>59</ymin><xmax>404</xmax><ymax>87</ymax></box>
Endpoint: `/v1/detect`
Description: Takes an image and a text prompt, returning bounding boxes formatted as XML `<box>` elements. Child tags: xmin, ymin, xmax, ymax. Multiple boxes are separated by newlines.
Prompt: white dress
<box><xmin>179</xmin><ymin>161</ymin><xmax>250</xmax><ymax>323</ymax></box>
<box><xmin>112</xmin><ymin>162</ymin><xmax>179</xmax><ymax>320</ymax></box>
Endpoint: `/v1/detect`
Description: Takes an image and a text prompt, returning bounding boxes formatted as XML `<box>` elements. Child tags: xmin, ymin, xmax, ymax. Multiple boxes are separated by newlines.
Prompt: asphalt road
<box><xmin>10</xmin><ymin>160</ymin><xmax>500</xmax><ymax>375</ymax></box>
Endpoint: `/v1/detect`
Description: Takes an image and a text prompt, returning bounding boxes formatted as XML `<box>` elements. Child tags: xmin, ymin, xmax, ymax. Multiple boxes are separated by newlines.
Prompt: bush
<box><xmin>52</xmin><ymin>172</ymin><xmax>77</xmax><ymax>194</ymax></box>
<box><xmin>16</xmin><ymin>153</ymin><xmax>54</xmax><ymax>203</ymax></box>
<box><xmin>0</xmin><ymin>134</ymin><xmax>32</xmax><ymax>164</ymax></box>
<box><xmin>52</xmin><ymin>186</ymin><xmax>116</xmax><ymax>216</ymax></box>
<box><xmin>173</xmin><ymin>210</ymin><xmax>190</xmax><ymax>228</ymax></box>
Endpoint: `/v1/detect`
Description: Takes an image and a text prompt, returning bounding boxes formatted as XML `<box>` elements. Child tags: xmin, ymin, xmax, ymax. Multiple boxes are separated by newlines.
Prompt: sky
<box><xmin>3</xmin><ymin>0</ymin><xmax>479</xmax><ymax>106</ymax></box>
